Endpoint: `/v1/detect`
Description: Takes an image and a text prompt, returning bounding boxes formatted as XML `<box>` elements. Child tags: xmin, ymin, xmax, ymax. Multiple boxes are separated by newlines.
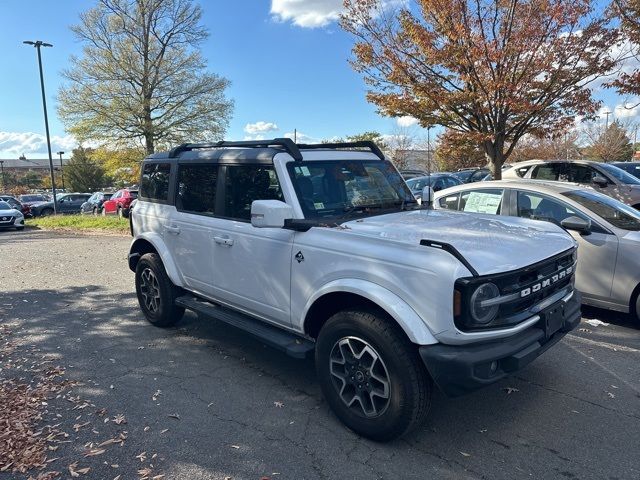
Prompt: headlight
<box><xmin>469</xmin><ymin>282</ymin><xmax>500</xmax><ymax>324</ymax></box>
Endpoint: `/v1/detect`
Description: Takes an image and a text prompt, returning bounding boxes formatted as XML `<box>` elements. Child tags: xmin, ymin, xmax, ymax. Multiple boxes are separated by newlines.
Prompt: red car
<box><xmin>102</xmin><ymin>189</ymin><xmax>138</xmax><ymax>218</ymax></box>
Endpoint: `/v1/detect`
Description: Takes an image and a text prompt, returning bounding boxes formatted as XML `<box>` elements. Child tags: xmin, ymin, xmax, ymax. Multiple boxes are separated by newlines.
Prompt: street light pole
<box><xmin>23</xmin><ymin>40</ymin><xmax>57</xmax><ymax>214</ymax></box>
<box><xmin>0</xmin><ymin>161</ymin><xmax>5</xmax><ymax>192</ymax></box>
<box><xmin>57</xmin><ymin>151</ymin><xmax>65</xmax><ymax>190</ymax></box>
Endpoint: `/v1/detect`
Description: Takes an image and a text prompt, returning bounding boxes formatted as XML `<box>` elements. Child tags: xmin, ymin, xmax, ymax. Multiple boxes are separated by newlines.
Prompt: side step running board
<box><xmin>175</xmin><ymin>294</ymin><xmax>315</xmax><ymax>359</ymax></box>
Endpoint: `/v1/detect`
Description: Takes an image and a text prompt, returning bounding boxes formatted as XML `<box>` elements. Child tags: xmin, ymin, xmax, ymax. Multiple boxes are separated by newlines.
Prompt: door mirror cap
<box><xmin>561</xmin><ymin>215</ymin><xmax>592</xmax><ymax>235</ymax></box>
<box><xmin>592</xmin><ymin>175</ymin><xmax>609</xmax><ymax>187</ymax></box>
<box><xmin>421</xmin><ymin>186</ymin><xmax>435</xmax><ymax>208</ymax></box>
<box><xmin>251</xmin><ymin>200</ymin><xmax>294</xmax><ymax>228</ymax></box>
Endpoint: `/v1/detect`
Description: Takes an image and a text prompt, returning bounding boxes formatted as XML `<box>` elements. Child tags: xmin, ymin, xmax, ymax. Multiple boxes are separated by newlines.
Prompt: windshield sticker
<box><xmin>314</xmin><ymin>202</ymin><xmax>325</xmax><ymax>209</ymax></box>
<box><xmin>463</xmin><ymin>192</ymin><xmax>502</xmax><ymax>214</ymax></box>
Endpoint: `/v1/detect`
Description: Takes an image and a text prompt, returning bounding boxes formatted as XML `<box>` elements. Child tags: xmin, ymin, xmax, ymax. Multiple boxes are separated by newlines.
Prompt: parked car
<box><xmin>102</xmin><ymin>189</ymin><xmax>138</xmax><ymax>218</ymax></box>
<box><xmin>405</xmin><ymin>173</ymin><xmax>462</xmax><ymax>199</ymax></box>
<box><xmin>502</xmin><ymin>159</ymin><xmax>640</xmax><ymax>208</ymax></box>
<box><xmin>80</xmin><ymin>192</ymin><xmax>113</xmax><ymax>215</ymax></box>
<box><xmin>0</xmin><ymin>195</ymin><xmax>31</xmax><ymax>218</ymax></box>
<box><xmin>30</xmin><ymin>193</ymin><xmax>92</xmax><ymax>217</ymax></box>
<box><xmin>128</xmin><ymin>138</ymin><xmax>579</xmax><ymax>441</ymax></box>
<box><xmin>434</xmin><ymin>179</ymin><xmax>640</xmax><ymax>318</ymax></box>
<box><xmin>0</xmin><ymin>200</ymin><xmax>25</xmax><ymax>231</ymax></box>
<box><xmin>611</xmin><ymin>161</ymin><xmax>640</xmax><ymax>180</ymax></box>
<box><xmin>452</xmin><ymin>167</ymin><xmax>491</xmax><ymax>183</ymax></box>
<box><xmin>18</xmin><ymin>193</ymin><xmax>50</xmax><ymax>207</ymax></box>
<box><xmin>399</xmin><ymin>169</ymin><xmax>428</xmax><ymax>180</ymax></box>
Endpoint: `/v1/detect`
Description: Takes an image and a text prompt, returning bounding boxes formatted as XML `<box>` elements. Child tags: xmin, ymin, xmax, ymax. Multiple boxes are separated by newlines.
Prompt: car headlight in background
<box><xmin>469</xmin><ymin>282</ymin><xmax>500</xmax><ymax>324</ymax></box>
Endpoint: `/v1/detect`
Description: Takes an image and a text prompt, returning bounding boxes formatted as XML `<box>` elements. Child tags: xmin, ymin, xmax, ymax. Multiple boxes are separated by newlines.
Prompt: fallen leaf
<box><xmin>113</xmin><ymin>414</ymin><xmax>127</xmax><ymax>425</ymax></box>
<box><xmin>503</xmin><ymin>387</ymin><xmax>519</xmax><ymax>395</ymax></box>
<box><xmin>584</xmin><ymin>319</ymin><xmax>609</xmax><ymax>327</ymax></box>
<box><xmin>273</xmin><ymin>401</ymin><xmax>284</xmax><ymax>408</ymax></box>
<box><xmin>460</xmin><ymin>452</ymin><xmax>471</xmax><ymax>457</ymax></box>
<box><xmin>230</xmin><ymin>445</ymin><xmax>240</xmax><ymax>449</ymax></box>
<box><xmin>135</xmin><ymin>452</ymin><xmax>147</xmax><ymax>462</ymax></box>
<box><xmin>83</xmin><ymin>448</ymin><xmax>106</xmax><ymax>457</ymax></box>
<box><xmin>168</xmin><ymin>413</ymin><xmax>180</xmax><ymax>420</ymax></box>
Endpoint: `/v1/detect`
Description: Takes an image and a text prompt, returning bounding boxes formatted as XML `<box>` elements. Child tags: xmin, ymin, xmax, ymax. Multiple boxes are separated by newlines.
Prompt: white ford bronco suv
<box><xmin>128</xmin><ymin>138</ymin><xmax>580</xmax><ymax>441</ymax></box>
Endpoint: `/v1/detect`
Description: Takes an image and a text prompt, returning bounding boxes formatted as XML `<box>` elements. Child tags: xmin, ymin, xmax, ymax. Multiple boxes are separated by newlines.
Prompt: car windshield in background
<box><xmin>20</xmin><ymin>195</ymin><xmax>46</xmax><ymax>202</ymax></box>
<box><xmin>563</xmin><ymin>190</ymin><xmax>640</xmax><ymax>231</ymax></box>
<box><xmin>406</xmin><ymin>176</ymin><xmax>434</xmax><ymax>191</ymax></box>
<box><xmin>104</xmin><ymin>194</ymin><xmax>113</xmax><ymax>200</ymax></box>
<box><xmin>0</xmin><ymin>201</ymin><xmax>12</xmax><ymax>210</ymax></box>
<box><xmin>599</xmin><ymin>163</ymin><xmax>640</xmax><ymax>185</ymax></box>
<box><xmin>287</xmin><ymin>160</ymin><xmax>417</xmax><ymax>219</ymax></box>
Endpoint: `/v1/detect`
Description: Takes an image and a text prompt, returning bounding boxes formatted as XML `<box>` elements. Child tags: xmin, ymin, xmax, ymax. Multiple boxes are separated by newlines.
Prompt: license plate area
<box><xmin>543</xmin><ymin>304</ymin><xmax>564</xmax><ymax>338</ymax></box>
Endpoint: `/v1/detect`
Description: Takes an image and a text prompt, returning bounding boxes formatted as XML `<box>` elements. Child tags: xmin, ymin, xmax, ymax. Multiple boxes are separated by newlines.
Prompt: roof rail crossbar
<box><xmin>296</xmin><ymin>141</ymin><xmax>385</xmax><ymax>161</ymax></box>
<box><xmin>168</xmin><ymin>137</ymin><xmax>303</xmax><ymax>161</ymax></box>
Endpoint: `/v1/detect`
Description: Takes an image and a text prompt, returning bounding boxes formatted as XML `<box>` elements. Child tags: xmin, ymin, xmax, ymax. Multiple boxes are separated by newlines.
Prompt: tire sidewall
<box><xmin>315</xmin><ymin>310</ymin><xmax>427</xmax><ymax>440</ymax></box>
<box><xmin>135</xmin><ymin>254</ymin><xmax>180</xmax><ymax>327</ymax></box>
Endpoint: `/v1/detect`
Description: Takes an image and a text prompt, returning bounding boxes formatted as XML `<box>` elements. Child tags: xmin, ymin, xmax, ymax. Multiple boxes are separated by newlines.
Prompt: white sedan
<box><xmin>0</xmin><ymin>200</ymin><xmax>25</xmax><ymax>231</ymax></box>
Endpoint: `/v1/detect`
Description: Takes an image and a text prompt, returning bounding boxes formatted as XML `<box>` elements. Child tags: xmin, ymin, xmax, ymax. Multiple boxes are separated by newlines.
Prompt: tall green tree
<box><xmin>65</xmin><ymin>147</ymin><xmax>108</xmax><ymax>192</ymax></box>
<box><xmin>58</xmin><ymin>0</ymin><xmax>234</xmax><ymax>154</ymax></box>
<box><xmin>342</xmin><ymin>0</ymin><xmax>619</xmax><ymax>179</ymax></box>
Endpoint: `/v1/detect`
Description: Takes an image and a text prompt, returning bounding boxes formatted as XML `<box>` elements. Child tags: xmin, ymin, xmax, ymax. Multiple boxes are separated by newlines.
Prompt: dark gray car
<box><xmin>80</xmin><ymin>192</ymin><xmax>113</xmax><ymax>215</ymax></box>
<box><xmin>30</xmin><ymin>193</ymin><xmax>92</xmax><ymax>216</ymax></box>
<box><xmin>405</xmin><ymin>173</ymin><xmax>461</xmax><ymax>199</ymax></box>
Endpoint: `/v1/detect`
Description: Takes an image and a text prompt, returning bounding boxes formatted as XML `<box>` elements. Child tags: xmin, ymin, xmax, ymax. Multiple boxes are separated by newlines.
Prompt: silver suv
<box><xmin>502</xmin><ymin>159</ymin><xmax>640</xmax><ymax>208</ymax></box>
<box><xmin>128</xmin><ymin>139</ymin><xmax>580</xmax><ymax>440</ymax></box>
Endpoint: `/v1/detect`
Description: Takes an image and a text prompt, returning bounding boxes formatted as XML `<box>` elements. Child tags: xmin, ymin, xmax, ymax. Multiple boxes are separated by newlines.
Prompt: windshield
<box><xmin>287</xmin><ymin>159</ymin><xmax>417</xmax><ymax>219</ymax></box>
<box><xmin>406</xmin><ymin>176</ymin><xmax>435</xmax><ymax>191</ymax></box>
<box><xmin>0</xmin><ymin>201</ymin><xmax>12</xmax><ymax>210</ymax></box>
<box><xmin>563</xmin><ymin>190</ymin><xmax>640</xmax><ymax>231</ymax></box>
<box><xmin>599</xmin><ymin>163</ymin><xmax>640</xmax><ymax>185</ymax></box>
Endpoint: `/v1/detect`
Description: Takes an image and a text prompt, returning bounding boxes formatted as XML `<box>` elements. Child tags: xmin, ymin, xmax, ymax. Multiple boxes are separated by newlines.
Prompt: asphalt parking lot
<box><xmin>1</xmin><ymin>229</ymin><xmax>639</xmax><ymax>480</ymax></box>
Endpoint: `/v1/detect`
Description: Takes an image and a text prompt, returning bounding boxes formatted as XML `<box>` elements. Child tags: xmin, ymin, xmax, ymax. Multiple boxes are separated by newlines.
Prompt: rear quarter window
<box><xmin>140</xmin><ymin>163</ymin><xmax>171</xmax><ymax>202</ymax></box>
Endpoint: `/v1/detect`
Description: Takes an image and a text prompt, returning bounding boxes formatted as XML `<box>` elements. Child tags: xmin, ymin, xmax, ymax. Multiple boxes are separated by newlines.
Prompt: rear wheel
<box><xmin>135</xmin><ymin>253</ymin><xmax>184</xmax><ymax>327</ymax></box>
<box><xmin>92</xmin><ymin>206</ymin><xmax>98</xmax><ymax>216</ymax></box>
<box><xmin>102</xmin><ymin>208</ymin><xmax>107</xmax><ymax>216</ymax></box>
<box><xmin>117</xmin><ymin>206</ymin><xmax>123</xmax><ymax>219</ymax></box>
<box><xmin>315</xmin><ymin>309</ymin><xmax>432</xmax><ymax>441</ymax></box>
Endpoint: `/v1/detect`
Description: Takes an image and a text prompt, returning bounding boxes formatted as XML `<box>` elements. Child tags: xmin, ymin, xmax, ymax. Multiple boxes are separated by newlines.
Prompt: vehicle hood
<box><xmin>0</xmin><ymin>208</ymin><xmax>21</xmax><ymax>216</ymax></box>
<box><xmin>341</xmin><ymin>209</ymin><xmax>576</xmax><ymax>276</ymax></box>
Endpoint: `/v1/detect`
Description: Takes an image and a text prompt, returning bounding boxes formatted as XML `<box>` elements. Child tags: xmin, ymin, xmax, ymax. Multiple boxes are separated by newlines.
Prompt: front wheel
<box><xmin>40</xmin><ymin>208</ymin><xmax>54</xmax><ymax>217</ymax></box>
<box><xmin>315</xmin><ymin>309</ymin><xmax>432</xmax><ymax>441</ymax></box>
<box><xmin>135</xmin><ymin>253</ymin><xmax>184</xmax><ymax>327</ymax></box>
<box><xmin>117</xmin><ymin>206</ymin><xmax>123</xmax><ymax>219</ymax></box>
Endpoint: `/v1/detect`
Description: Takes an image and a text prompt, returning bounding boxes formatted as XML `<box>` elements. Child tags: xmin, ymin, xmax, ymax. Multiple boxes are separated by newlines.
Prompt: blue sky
<box><xmin>0</xmin><ymin>0</ymin><xmax>635</xmax><ymax>158</ymax></box>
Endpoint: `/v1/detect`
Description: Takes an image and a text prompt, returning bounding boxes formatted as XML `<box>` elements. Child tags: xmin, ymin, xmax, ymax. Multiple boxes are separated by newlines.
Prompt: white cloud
<box><xmin>270</xmin><ymin>0</ymin><xmax>342</xmax><ymax>28</ymax></box>
<box><xmin>615</xmin><ymin>101</ymin><xmax>640</xmax><ymax>119</ymax></box>
<box><xmin>283</xmin><ymin>131</ymin><xmax>319</xmax><ymax>143</ymax></box>
<box><xmin>243</xmin><ymin>135</ymin><xmax>266</xmax><ymax>141</ymax></box>
<box><xmin>396</xmin><ymin>116</ymin><xmax>419</xmax><ymax>128</ymax></box>
<box><xmin>244</xmin><ymin>121</ymin><xmax>279</xmax><ymax>135</ymax></box>
<box><xmin>0</xmin><ymin>131</ymin><xmax>77</xmax><ymax>157</ymax></box>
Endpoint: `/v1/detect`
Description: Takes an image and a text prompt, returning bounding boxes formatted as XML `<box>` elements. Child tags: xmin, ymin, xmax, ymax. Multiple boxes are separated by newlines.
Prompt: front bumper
<box><xmin>419</xmin><ymin>290</ymin><xmax>581</xmax><ymax>397</ymax></box>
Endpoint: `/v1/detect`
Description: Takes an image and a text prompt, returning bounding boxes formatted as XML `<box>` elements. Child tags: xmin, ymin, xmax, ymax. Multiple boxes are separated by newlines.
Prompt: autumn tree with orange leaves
<box><xmin>341</xmin><ymin>0</ymin><xmax>619</xmax><ymax>179</ymax></box>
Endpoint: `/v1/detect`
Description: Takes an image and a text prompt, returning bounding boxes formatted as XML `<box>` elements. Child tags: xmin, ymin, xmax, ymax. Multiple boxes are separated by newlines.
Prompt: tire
<box><xmin>40</xmin><ymin>208</ymin><xmax>54</xmax><ymax>217</ymax></box>
<box><xmin>102</xmin><ymin>208</ymin><xmax>107</xmax><ymax>216</ymax></box>
<box><xmin>632</xmin><ymin>289</ymin><xmax>640</xmax><ymax>324</ymax></box>
<box><xmin>135</xmin><ymin>253</ymin><xmax>184</xmax><ymax>327</ymax></box>
<box><xmin>93</xmin><ymin>207</ymin><xmax>98</xmax><ymax>216</ymax></box>
<box><xmin>117</xmin><ymin>206</ymin><xmax>123</xmax><ymax>219</ymax></box>
<box><xmin>315</xmin><ymin>309</ymin><xmax>432</xmax><ymax>441</ymax></box>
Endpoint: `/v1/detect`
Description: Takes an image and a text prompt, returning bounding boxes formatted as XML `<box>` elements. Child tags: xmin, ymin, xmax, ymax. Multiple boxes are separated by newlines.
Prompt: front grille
<box><xmin>454</xmin><ymin>248</ymin><xmax>576</xmax><ymax>331</ymax></box>
<box><xmin>0</xmin><ymin>216</ymin><xmax>15</xmax><ymax>224</ymax></box>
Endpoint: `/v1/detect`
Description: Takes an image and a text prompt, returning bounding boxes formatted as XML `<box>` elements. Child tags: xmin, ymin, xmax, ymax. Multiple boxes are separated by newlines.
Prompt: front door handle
<box><xmin>165</xmin><ymin>224</ymin><xmax>181</xmax><ymax>235</ymax></box>
<box><xmin>213</xmin><ymin>236</ymin><xmax>234</xmax><ymax>246</ymax></box>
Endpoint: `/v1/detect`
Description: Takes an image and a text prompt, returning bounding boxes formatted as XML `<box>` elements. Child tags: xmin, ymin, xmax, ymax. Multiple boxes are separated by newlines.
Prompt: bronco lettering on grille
<box><xmin>520</xmin><ymin>266</ymin><xmax>573</xmax><ymax>298</ymax></box>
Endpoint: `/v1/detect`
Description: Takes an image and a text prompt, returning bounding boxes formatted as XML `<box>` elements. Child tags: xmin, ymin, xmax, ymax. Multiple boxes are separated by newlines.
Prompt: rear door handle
<box><xmin>213</xmin><ymin>236</ymin><xmax>234</xmax><ymax>246</ymax></box>
<box><xmin>165</xmin><ymin>224</ymin><xmax>181</xmax><ymax>235</ymax></box>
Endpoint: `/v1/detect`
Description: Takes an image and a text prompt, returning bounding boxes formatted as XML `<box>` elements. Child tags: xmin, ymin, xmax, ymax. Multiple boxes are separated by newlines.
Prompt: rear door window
<box><xmin>531</xmin><ymin>163</ymin><xmax>567</xmax><ymax>181</ymax></box>
<box><xmin>176</xmin><ymin>164</ymin><xmax>218</xmax><ymax>216</ymax></box>
<box><xmin>460</xmin><ymin>189</ymin><xmax>504</xmax><ymax>215</ymax></box>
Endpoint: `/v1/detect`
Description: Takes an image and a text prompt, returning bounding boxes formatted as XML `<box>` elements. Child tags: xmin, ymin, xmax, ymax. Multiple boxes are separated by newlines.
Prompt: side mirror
<box><xmin>58</xmin><ymin>198</ymin><xmax>65</xmax><ymax>203</ymax></box>
<box><xmin>251</xmin><ymin>200</ymin><xmax>294</xmax><ymax>228</ymax></box>
<box><xmin>421</xmin><ymin>186</ymin><xmax>435</xmax><ymax>209</ymax></box>
<box><xmin>592</xmin><ymin>175</ymin><xmax>609</xmax><ymax>187</ymax></box>
<box><xmin>561</xmin><ymin>215</ymin><xmax>591</xmax><ymax>235</ymax></box>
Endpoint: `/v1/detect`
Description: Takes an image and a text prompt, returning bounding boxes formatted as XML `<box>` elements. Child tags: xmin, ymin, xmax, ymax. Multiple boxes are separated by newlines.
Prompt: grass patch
<box><xmin>28</xmin><ymin>214</ymin><xmax>130</xmax><ymax>235</ymax></box>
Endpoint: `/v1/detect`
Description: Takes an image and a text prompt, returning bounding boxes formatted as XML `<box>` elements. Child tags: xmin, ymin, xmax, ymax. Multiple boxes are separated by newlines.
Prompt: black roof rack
<box><xmin>168</xmin><ymin>138</ymin><xmax>303</xmax><ymax>161</ymax></box>
<box><xmin>297</xmin><ymin>141</ymin><xmax>385</xmax><ymax>161</ymax></box>
<box><xmin>167</xmin><ymin>138</ymin><xmax>385</xmax><ymax>162</ymax></box>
